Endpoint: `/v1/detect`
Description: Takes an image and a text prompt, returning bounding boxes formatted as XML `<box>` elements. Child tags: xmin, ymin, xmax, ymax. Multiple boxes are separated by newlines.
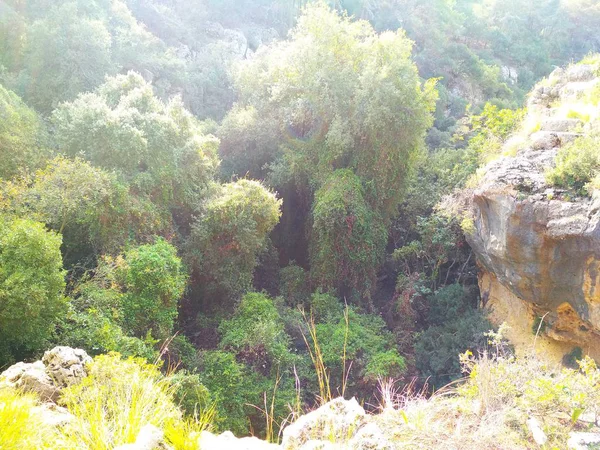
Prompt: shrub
<box><xmin>546</xmin><ymin>133</ymin><xmax>600</xmax><ymax>195</ymax></box>
<box><xmin>59</xmin><ymin>353</ymin><xmax>211</xmax><ymax>450</ymax></box>
<box><xmin>120</xmin><ymin>238</ymin><xmax>187</xmax><ymax>339</ymax></box>
<box><xmin>199</xmin><ymin>350</ymin><xmax>249</xmax><ymax>435</ymax></box>
<box><xmin>279</xmin><ymin>263</ymin><xmax>310</xmax><ymax>307</ymax></box>
<box><xmin>427</xmin><ymin>284</ymin><xmax>479</xmax><ymax>326</ymax></box>
<box><xmin>189</xmin><ymin>179</ymin><xmax>281</xmax><ymax>302</ymax></box>
<box><xmin>168</xmin><ymin>370</ymin><xmax>214</xmax><ymax>418</ymax></box>
<box><xmin>0</xmin><ymin>217</ymin><xmax>66</xmax><ymax>365</ymax></box>
<box><xmin>57</xmin><ymin>309</ymin><xmax>158</xmax><ymax>362</ymax></box>
<box><xmin>0</xmin><ymin>84</ymin><xmax>50</xmax><ymax>179</ymax></box>
<box><xmin>315</xmin><ymin>306</ymin><xmax>406</xmax><ymax>395</ymax></box>
<box><xmin>219</xmin><ymin>292</ymin><xmax>293</xmax><ymax>370</ymax></box>
<box><xmin>415</xmin><ymin>310</ymin><xmax>491</xmax><ymax>388</ymax></box>
<box><xmin>0</xmin><ymin>388</ymin><xmax>58</xmax><ymax>448</ymax></box>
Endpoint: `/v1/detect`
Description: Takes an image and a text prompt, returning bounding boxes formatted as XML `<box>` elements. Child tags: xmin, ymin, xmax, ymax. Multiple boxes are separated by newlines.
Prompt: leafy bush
<box><xmin>427</xmin><ymin>284</ymin><xmax>479</xmax><ymax>326</ymax></box>
<box><xmin>168</xmin><ymin>370</ymin><xmax>214</xmax><ymax>418</ymax></box>
<box><xmin>279</xmin><ymin>263</ymin><xmax>310</xmax><ymax>307</ymax></box>
<box><xmin>198</xmin><ymin>350</ymin><xmax>250</xmax><ymax>435</ymax></box>
<box><xmin>120</xmin><ymin>238</ymin><xmax>187</xmax><ymax>339</ymax></box>
<box><xmin>188</xmin><ymin>180</ymin><xmax>281</xmax><ymax>302</ymax></box>
<box><xmin>415</xmin><ymin>310</ymin><xmax>491</xmax><ymax>388</ymax></box>
<box><xmin>57</xmin><ymin>309</ymin><xmax>158</xmax><ymax>361</ymax></box>
<box><xmin>315</xmin><ymin>306</ymin><xmax>406</xmax><ymax>394</ymax></box>
<box><xmin>219</xmin><ymin>292</ymin><xmax>292</xmax><ymax>368</ymax></box>
<box><xmin>0</xmin><ymin>217</ymin><xmax>66</xmax><ymax>365</ymax></box>
<box><xmin>53</xmin><ymin>71</ymin><xmax>219</xmax><ymax>212</ymax></box>
<box><xmin>59</xmin><ymin>353</ymin><xmax>211</xmax><ymax>450</ymax></box>
<box><xmin>546</xmin><ymin>133</ymin><xmax>600</xmax><ymax>195</ymax></box>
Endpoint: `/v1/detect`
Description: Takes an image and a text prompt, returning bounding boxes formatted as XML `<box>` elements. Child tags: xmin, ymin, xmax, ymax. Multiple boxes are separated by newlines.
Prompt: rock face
<box><xmin>466</xmin><ymin>61</ymin><xmax>600</xmax><ymax>360</ymax></box>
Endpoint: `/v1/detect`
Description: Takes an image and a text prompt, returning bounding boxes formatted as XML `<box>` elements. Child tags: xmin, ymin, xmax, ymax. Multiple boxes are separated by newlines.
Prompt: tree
<box><xmin>0</xmin><ymin>84</ymin><xmax>50</xmax><ymax>179</ymax></box>
<box><xmin>188</xmin><ymin>179</ymin><xmax>281</xmax><ymax>303</ymax></box>
<box><xmin>120</xmin><ymin>239</ymin><xmax>187</xmax><ymax>339</ymax></box>
<box><xmin>0</xmin><ymin>217</ymin><xmax>66</xmax><ymax>365</ymax></box>
<box><xmin>220</xmin><ymin>4</ymin><xmax>436</xmax><ymax>299</ymax></box>
<box><xmin>52</xmin><ymin>72</ymin><xmax>219</xmax><ymax>214</ymax></box>
<box><xmin>18</xmin><ymin>1</ymin><xmax>115</xmax><ymax>114</ymax></box>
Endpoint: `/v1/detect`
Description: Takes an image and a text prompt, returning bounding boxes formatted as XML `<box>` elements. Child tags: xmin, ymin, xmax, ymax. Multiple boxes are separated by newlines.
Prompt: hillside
<box><xmin>2</xmin><ymin>1</ymin><xmax>600</xmax><ymax>449</ymax></box>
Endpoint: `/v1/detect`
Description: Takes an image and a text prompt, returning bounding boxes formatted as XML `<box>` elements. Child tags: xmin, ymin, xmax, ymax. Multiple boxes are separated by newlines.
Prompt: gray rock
<box><xmin>32</xmin><ymin>403</ymin><xmax>75</xmax><ymax>427</ymax></box>
<box><xmin>282</xmin><ymin>398</ymin><xmax>366</xmax><ymax>449</ymax></box>
<box><xmin>348</xmin><ymin>423</ymin><xmax>394</xmax><ymax>449</ymax></box>
<box><xmin>465</xmin><ymin>59</ymin><xmax>600</xmax><ymax>358</ymax></box>
<box><xmin>114</xmin><ymin>424</ymin><xmax>172</xmax><ymax>450</ymax></box>
<box><xmin>567</xmin><ymin>64</ymin><xmax>597</xmax><ymax>82</ymax></box>
<box><xmin>42</xmin><ymin>346</ymin><xmax>91</xmax><ymax>388</ymax></box>
<box><xmin>541</xmin><ymin>118</ymin><xmax>582</xmax><ymax>132</ymax></box>
<box><xmin>567</xmin><ymin>432</ymin><xmax>600</xmax><ymax>450</ymax></box>
<box><xmin>527</xmin><ymin>417</ymin><xmax>547</xmax><ymax>446</ymax></box>
<box><xmin>0</xmin><ymin>361</ymin><xmax>57</xmax><ymax>401</ymax></box>
<box><xmin>198</xmin><ymin>431</ymin><xmax>279</xmax><ymax>450</ymax></box>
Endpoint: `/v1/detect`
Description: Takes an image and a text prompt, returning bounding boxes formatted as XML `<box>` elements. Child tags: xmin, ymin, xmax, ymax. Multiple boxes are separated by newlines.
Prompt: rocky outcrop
<box><xmin>281</xmin><ymin>397</ymin><xmax>392</xmax><ymax>450</ymax></box>
<box><xmin>465</xmin><ymin>60</ymin><xmax>600</xmax><ymax>361</ymax></box>
<box><xmin>0</xmin><ymin>346</ymin><xmax>91</xmax><ymax>402</ymax></box>
<box><xmin>199</xmin><ymin>431</ymin><xmax>279</xmax><ymax>450</ymax></box>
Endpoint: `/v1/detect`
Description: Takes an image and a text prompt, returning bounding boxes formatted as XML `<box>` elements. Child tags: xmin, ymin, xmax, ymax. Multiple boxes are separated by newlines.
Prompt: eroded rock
<box><xmin>465</xmin><ymin>60</ymin><xmax>600</xmax><ymax>360</ymax></box>
<box><xmin>281</xmin><ymin>397</ymin><xmax>367</xmax><ymax>449</ymax></box>
<box><xmin>115</xmin><ymin>424</ymin><xmax>172</xmax><ymax>450</ymax></box>
<box><xmin>42</xmin><ymin>346</ymin><xmax>92</xmax><ymax>388</ymax></box>
<box><xmin>0</xmin><ymin>361</ymin><xmax>57</xmax><ymax>401</ymax></box>
<box><xmin>199</xmin><ymin>430</ymin><xmax>279</xmax><ymax>450</ymax></box>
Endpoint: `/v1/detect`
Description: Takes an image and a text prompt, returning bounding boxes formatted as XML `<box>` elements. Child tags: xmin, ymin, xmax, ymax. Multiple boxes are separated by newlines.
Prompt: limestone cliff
<box><xmin>465</xmin><ymin>58</ymin><xmax>600</xmax><ymax>362</ymax></box>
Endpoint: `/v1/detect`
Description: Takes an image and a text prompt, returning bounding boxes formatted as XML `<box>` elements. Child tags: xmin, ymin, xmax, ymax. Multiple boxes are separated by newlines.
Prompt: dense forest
<box><xmin>1</xmin><ymin>0</ymin><xmax>600</xmax><ymax>440</ymax></box>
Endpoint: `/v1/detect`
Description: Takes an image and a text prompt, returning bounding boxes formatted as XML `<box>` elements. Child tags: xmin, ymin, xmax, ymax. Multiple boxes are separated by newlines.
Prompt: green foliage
<box><xmin>60</xmin><ymin>352</ymin><xmax>211</xmax><ymax>449</ymax></box>
<box><xmin>120</xmin><ymin>238</ymin><xmax>187</xmax><ymax>339</ymax></box>
<box><xmin>393</xmin><ymin>214</ymin><xmax>466</xmax><ymax>291</ymax></box>
<box><xmin>315</xmin><ymin>306</ymin><xmax>406</xmax><ymax>393</ymax></box>
<box><xmin>279</xmin><ymin>263</ymin><xmax>310</xmax><ymax>307</ymax></box>
<box><xmin>309</xmin><ymin>291</ymin><xmax>343</xmax><ymax>324</ymax></box>
<box><xmin>0</xmin><ymin>217</ymin><xmax>66</xmax><ymax>365</ymax></box>
<box><xmin>415</xmin><ymin>309</ymin><xmax>491</xmax><ymax>388</ymax></box>
<box><xmin>189</xmin><ymin>179</ymin><xmax>281</xmax><ymax>301</ymax></box>
<box><xmin>460</xmin><ymin>103</ymin><xmax>525</xmax><ymax>172</ymax></box>
<box><xmin>58</xmin><ymin>308</ymin><xmax>158</xmax><ymax>361</ymax></box>
<box><xmin>168</xmin><ymin>370</ymin><xmax>213</xmax><ymax>418</ymax></box>
<box><xmin>310</xmin><ymin>169</ymin><xmax>387</xmax><ymax>300</ymax></box>
<box><xmin>0</xmin><ymin>387</ymin><xmax>59</xmax><ymax>448</ymax></box>
<box><xmin>426</xmin><ymin>284</ymin><xmax>479</xmax><ymax>326</ymax></box>
<box><xmin>0</xmin><ymin>84</ymin><xmax>50</xmax><ymax>179</ymax></box>
<box><xmin>198</xmin><ymin>350</ymin><xmax>249</xmax><ymax>435</ymax></box>
<box><xmin>546</xmin><ymin>133</ymin><xmax>600</xmax><ymax>195</ymax></box>
<box><xmin>219</xmin><ymin>292</ymin><xmax>291</xmax><ymax>367</ymax></box>
<box><xmin>53</xmin><ymin>72</ymin><xmax>219</xmax><ymax>212</ymax></box>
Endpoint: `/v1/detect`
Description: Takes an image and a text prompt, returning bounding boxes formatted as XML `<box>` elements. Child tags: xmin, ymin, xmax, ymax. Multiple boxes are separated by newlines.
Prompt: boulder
<box><xmin>0</xmin><ymin>361</ymin><xmax>57</xmax><ymax>401</ymax></box>
<box><xmin>114</xmin><ymin>424</ymin><xmax>172</xmax><ymax>450</ymax></box>
<box><xmin>281</xmin><ymin>398</ymin><xmax>367</xmax><ymax>449</ymax></box>
<box><xmin>198</xmin><ymin>431</ymin><xmax>279</xmax><ymax>450</ymax></box>
<box><xmin>32</xmin><ymin>403</ymin><xmax>75</xmax><ymax>427</ymax></box>
<box><xmin>568</xmin><ymin>432</ymin><xmax>600</xmax><ymax>450</ymax></box>
<box><xmin>42</xmin><ymin>346</ymin><xmax>91</xmax><ymax>388</ymax></box>
<box><xmin>348</xmin><ymin>422</ymin><xmax>393</xmax><ymax>449</ymax></box>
